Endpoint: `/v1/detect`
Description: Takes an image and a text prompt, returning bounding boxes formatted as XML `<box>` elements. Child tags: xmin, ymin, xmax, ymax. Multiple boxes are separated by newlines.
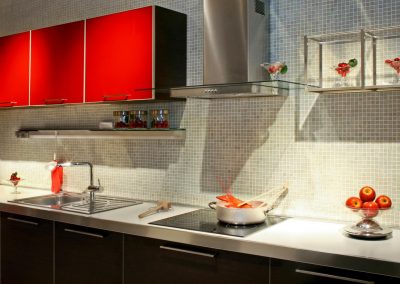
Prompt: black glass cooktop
<box><xmin>150</xmin><ymin>209</ymin><xmax>288</xmax><ymax>237</ymax></box>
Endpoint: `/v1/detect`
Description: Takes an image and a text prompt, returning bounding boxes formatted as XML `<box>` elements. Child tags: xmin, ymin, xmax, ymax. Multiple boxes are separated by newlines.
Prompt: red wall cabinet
<box><xmin>30</xmin><ymin>21</ymin><xmax>84</xmax><ymax>106</ymax></box>
<box><xmin>0</xmin><ymin>32</ymin><xmax>30</xmax><ymax>107</ymax></box>
<box><xmin>0</xmin><ymin>6</ymin><xmax>186</xmax><ymax>108</ymax></box>
<box><xmin>86</xmin><ymin>6</ymin><xmax>187</xmax><ymax>102</ymax></box>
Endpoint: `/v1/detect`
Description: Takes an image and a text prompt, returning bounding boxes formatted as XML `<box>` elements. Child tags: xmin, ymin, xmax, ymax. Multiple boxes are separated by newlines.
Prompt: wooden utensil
<box><xmin>237</xmin><ymin>185</ymin><xmax>287</xmax><ymax>207</ymax></box>
<box><xmin>138</xmin><ymin>200</ymin><xmax>172</xmax><ymax>219</ymax></box>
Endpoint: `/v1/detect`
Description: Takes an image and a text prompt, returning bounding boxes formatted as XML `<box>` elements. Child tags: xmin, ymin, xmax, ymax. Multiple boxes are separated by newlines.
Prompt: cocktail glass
<box><xmin>385</xmin><ymin>60</ymin><xmax>400</xmax><ymax>84</ymax></box>
<box><xmin>260</xmin><ymin>62</ymin><xmax>287</xmax><ymax>81</ymax></box>
<box><xmin>9</xmin><ymin>179</ymin><xmax>23</xmax><ymax>194</ymax></box>
<box><xmin>333</xmin><ymin>65</ymin><xmax>351</xmax><ymax>87</ymax></box>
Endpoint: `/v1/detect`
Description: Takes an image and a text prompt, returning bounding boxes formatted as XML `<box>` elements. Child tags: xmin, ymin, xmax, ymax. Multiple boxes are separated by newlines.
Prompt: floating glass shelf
<box><xmin>15</xmin><ymin>129</ymin><xmax>186</xmax><ymax>140</ymax></box>
<box><xmin>307</xmin><ymin>85</ymin><xmax>400</xmax><ymax>94</ymax></box>
<box><xmin>169</xmin><ymin>80</ymin><xmax>309</xmax><ymax>99</ymax></box>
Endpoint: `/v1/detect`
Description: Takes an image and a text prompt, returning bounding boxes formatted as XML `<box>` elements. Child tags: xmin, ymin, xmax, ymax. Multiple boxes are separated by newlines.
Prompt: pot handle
<box><xmin>208</xmin><ymin>202</ymin><xmax>217</xmax><ymax>210</ymax></box>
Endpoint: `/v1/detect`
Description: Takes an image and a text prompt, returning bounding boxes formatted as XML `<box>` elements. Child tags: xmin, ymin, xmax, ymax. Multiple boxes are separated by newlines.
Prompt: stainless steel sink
<box><xmin>61</xmin><ymin>195</ymin><xmax>142</xmax><ymax>214</ymax></box>
<box><xmin>11</xmin><ymin>192</ymin><xmax>142</xmax><ymax>214</ymax></box>
<box><xmin>11</xmin><ymin>192</ymin><xmax>85</xmax><ymax>209</ymax></box>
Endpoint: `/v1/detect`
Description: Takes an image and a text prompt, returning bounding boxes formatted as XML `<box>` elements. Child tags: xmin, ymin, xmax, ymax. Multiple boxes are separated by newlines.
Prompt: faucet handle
<box><xmin>87</xmin><ymin>179</ymin><xmax>103</xmax><ymax>192</ymax></box>
<box><xmin>97</xmin><ymin>179</ymin><xmax>104</xmax><ymax>192</ymax></box>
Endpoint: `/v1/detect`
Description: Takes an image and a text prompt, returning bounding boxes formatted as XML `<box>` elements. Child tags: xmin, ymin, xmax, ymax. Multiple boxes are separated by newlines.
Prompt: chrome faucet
<box><xmin>49</xmin><ymin>161</ymin><xmax>103</xmax><ymax>202</ymax></box>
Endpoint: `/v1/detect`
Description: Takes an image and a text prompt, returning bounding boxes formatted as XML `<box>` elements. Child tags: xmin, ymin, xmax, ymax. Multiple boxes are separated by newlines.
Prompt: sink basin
<box><xmin>11</xmin><ymin>192</ymin><xmax>85</xmax><ymax>209</ymax></box>
<box><xmin>11</xmin><ymin>192</ymin><xmax>143</xmax><ymax>214</ymax></box>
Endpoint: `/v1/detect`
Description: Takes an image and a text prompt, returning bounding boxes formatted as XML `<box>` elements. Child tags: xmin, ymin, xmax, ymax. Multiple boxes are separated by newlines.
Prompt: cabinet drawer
<box><xmin>55</xmin><ymin>223</ymin><xmax>122</xmax><ymax>284</ymax></box>
<box><xmin>124</xmin><ymin>235</ymin><xmax>269</xmax><ymax>284</ymax></box>
<box><xmin>271</xmin><ymin>258</ymin><xmax>399</xmax><ymax>284</ymax></box>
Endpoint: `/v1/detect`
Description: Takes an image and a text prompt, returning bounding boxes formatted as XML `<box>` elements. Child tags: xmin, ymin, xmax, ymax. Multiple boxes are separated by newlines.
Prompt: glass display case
<box><xmin>305</xmin><ymin>26</ymin><xmax>400</xmax><ymax>93</ymax></box>
<box><xmin>304</xmin><ymin>30</ymin><xmax>374</xmax><ymax>91</ymax></box>
<box><xmin>364</xmin><ymin>26</ymin><xmax>400</xmax><ymax>88</ymax></box>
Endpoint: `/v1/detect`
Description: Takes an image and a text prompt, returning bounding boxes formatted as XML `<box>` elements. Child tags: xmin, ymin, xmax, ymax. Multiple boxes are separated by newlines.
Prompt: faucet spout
<box><xmin>58</xmin><ymin>162</ymin><xmax>94</xmax><ymax>186</ymax></box>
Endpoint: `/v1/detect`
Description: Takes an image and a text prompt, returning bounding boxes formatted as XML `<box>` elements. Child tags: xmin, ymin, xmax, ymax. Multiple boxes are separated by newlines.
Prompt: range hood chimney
<box><xmin>203</xmin><ymin>0</ymin><xmax>267</xmax><ymax>84</ymax></box>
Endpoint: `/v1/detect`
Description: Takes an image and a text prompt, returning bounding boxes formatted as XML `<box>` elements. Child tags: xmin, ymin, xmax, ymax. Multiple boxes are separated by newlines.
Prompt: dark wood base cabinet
<box><xmin>271</xmin><ymin>259</ymin><xmax>399</xmax><ymax>284</ymax></box>
<box><xmin>2</xmin><ymin>212</ymin><xmax>400</xmax><ymax>284</ymax></box>
<box><xmin>1</xmin><ymin>213</ymin><xmax>53</xmax><ymax>284</ymax></box>
<box><xmin>55</xmin><ymin>223</ymin><xmax>123</xmax><ymax>284</ymax></box>
<box><xmin>124</xmin><ymin>235</ymin><xmax>269</xmax><ymax>284</ymax></box>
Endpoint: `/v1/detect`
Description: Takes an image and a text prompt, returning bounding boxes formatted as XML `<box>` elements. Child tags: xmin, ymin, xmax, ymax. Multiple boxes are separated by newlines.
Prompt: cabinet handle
<box><xmin>64</xmin><ymin>228</ymin><xmax>104</xmax><ymax>238</ymax></box>
<box><xmin>44</xmin><ymin>98</ymin><xmax>68</xmax><ymax>105</ymax></box>
<box><xmin>103</xmin><ymin>94</ymin><xmax>129</xmax><ymax>101</ymax></box>
<box><xmin>0</xmin><ymin>101</ymin><xmax>17</xmax><ymax>107</ymax></box>
<box><xmin>295</xmin><ymin>269</ymin><xmax>374</xmax><ymax>284</ymax></box>
<box><xmin>7</xmin><ymin>217</ymin><xmax>39</xmax><ymax>226</ymax></box>
<box><xmin>160</xmin><ymin>245</ymin><xmax>215</xmax><ymax>258</ymax></box>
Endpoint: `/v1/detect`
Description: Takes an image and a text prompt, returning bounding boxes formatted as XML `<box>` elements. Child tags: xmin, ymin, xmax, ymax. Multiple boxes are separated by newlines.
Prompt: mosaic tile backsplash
<box><xmin>1</xmin><ymin>0</ymin><xmax>400</xmax><ymax>227</ymax></box>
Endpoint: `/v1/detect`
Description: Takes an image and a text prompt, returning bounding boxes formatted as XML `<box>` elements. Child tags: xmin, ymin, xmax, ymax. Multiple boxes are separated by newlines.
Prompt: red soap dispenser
<box><xmin>51</xmin><ymin>162</ymin><xmax>63</xmax><ymax>194</ymax></box>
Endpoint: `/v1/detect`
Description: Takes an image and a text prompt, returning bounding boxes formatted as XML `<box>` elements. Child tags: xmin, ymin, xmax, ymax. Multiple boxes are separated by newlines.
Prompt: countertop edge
<box><xmin>0</xmin><ymin>202</ymin><xmax>399</xmax><ymax>279</ymax></box>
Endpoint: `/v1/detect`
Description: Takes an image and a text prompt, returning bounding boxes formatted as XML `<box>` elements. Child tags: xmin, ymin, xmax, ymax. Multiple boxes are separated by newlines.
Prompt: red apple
<box><xmin>362</xmin><ymin>201</ymin><xmax>379</xmax><ymax>218</ymax></box>
<box><xmin>375</xmin><ymin>195</ymin><xmax>392</xmax><ymax>209</ymax></box>
<box><xmin>359</xmin><ymin>186</ymin><xmax>376</xmax><ymax>202</ymax></box>
<box><xmin>345</xmin><ymin>197</ymin><xmax>363</xmax><ymax>209</ymax></box>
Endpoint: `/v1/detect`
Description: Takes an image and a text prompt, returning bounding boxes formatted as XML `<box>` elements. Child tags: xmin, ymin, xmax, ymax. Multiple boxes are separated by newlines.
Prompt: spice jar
<box><xmin>113</xmin><ymin>111</ymin><xmax>130</xmax><ymax>128</ymax></box>
<box><xmin>129</xmin><ymin>110</ymin><xmax>148</xmax><ymax>128</ymax></box>
<box><xmin>151</xmin><ymin>109</ymin><xmax>169</xmax><ymax>129</ymax></box>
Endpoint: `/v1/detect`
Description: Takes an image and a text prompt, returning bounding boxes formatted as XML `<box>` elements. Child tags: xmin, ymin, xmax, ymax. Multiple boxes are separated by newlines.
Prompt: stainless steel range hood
<box><xmin>204</xmin><ymin>0</ymin><xmax>267</xmax><ymax>84</ymax></box>
<box><xmin>171</xmin><ymin>0</ymin><xmax>271</xmax><ymax>99</ymax></box>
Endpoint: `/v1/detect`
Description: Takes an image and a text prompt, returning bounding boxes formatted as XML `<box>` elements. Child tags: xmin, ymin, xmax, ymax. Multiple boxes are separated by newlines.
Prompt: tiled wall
<box><xmin>1</xmin><ymin>0</ymin><xmax>400</xmax><ymax>226</ymax></box>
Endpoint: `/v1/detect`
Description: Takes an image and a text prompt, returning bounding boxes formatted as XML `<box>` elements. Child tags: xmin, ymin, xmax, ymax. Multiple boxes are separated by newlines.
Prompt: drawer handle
<box><xmin>7</xmin><ymin>217</ymin><xmax>39</xmax><ymax>226</ymax></box>
<box><xmin>64</xmin><ymin>228</ymin><xmax>104</xmax><ymax>239</ymax></box>
<box><xmin>103</xmin><ymin>94</ymin><xmax>129</xmax><ymax>101</ymax></box>
<box><xmin>295</xmin><ymin>269</ymin><xmax>374</xmax><ymax>284</ymax></box>
<box><xmin>160</xmin><ymin>245</ymin><xmax>215</xmax><ymax>258</ymax></box>
<box><xmin>0</xmin><ymin>101</ymin><xmax>17</xmax><ymax>107</ymax></box>
<box><xmin>44</xmin><ymin>98</ymin><xmax>68</xmax><ymax>105</ymax></box>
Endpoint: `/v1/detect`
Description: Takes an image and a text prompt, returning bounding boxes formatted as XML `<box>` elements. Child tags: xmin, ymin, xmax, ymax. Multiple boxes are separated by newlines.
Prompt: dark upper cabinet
<box><xmin>0</xmin><ymin>32</ymin><xmax>30</xmax><ymax>107</ymax></box>
<box><xmin>124</xmin><ymin>235</ymin><xmax>269</xmax><ymax>284</ymax></box>
<box><xmin>30</xmin><ymin>21</ymin><xmax>84</xmax><ymax>105</ymax></box>
<box><xmin>55</xmin><ymin>222</ymin><xmax>123</xmax><ymax>284</ymax></box>
<box><xmin>271</xmin><ymin>258</ymin><xmax>399</xmax><ymax>284</ymax></box>
<box><xmin>1</xmin><ymin>213</ymin><xmax>53</xmax><ymax>284</ymax></box>
<box><xmin>85</xmin><ymin>6</ymin><xmax>187</xmax><ymax>102</ymax></box>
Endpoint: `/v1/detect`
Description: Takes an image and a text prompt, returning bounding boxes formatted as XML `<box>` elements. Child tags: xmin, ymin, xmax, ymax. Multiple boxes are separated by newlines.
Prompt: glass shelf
<box><xmin>307</xmin><ymin>85</ymin><xmax>400</xmax><ymax>94</ymax></box>
<box><xmin>15</xmin><ymin>129</ymin><xmax>186</xmax><ymax>140</ymax></box>
<box><xmin>169</xmin><ymin>80</ymin><xmax>309</xmax><ymax>99</ymax></box>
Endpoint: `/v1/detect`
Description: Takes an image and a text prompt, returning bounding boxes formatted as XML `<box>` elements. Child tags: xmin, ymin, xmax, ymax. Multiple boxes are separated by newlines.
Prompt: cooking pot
<box><xmin>208</xmin><ymin>201</ymin><xmax>271</xmax><ymax>225</ymax></box>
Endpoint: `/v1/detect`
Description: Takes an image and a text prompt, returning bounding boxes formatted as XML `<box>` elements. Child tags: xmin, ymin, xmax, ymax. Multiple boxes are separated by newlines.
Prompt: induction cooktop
<box><xmin>150</xmin><ymin>209</ymin><xmax>288</xmax><ymax>237</ymax></box>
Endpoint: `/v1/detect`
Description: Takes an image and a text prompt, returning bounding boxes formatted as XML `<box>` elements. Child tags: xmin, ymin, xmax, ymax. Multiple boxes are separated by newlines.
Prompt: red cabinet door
<box><xmin>31</xmin><ymin>21</ymin><xmax>84</xmax><ymax>105</ymax></box>
<box><xmin>0</xmin><ymin>32</ymin><xmax>30</xmax><ymax>107</ymax></box>
<box><xmin>86</xmin><ymin>6</ymin><xmax>153</xmax><ymax>103</ymax></box>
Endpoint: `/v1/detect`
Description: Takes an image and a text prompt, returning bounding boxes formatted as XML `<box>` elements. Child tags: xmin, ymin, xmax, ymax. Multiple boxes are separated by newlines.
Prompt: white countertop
<box><xmin>1</xmin><ymin>185</ymin><xmax>399</xmax><ymax>277</ymax></box>
<box><xmin>247</xmin><ymin>218</ymin><xmax>400</xmax><ymax>264</ymax></box>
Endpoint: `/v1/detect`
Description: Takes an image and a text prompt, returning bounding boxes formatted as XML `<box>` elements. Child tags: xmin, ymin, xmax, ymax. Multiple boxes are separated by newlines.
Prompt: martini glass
<box><xmin>385</xmin><ymin>60</ymin><xmax>400</xmax><ymax>84</ymax></box>
<box><xmin>260</xmin><ymin>62</ymin><xmax>287</xmax><ymax>81</ymax></box>
<box><xmin>333</xmin><ymin>65</ymin><xmax>351</xmax><ymax>87</ymax></box>
<box><xmin>9</xmin><ymin>179</ymin><xmax>23</xmax><ymax>194</ymax></box>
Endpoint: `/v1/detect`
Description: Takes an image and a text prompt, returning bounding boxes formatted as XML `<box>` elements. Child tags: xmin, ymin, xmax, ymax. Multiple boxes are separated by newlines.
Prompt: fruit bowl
<box><xmin>346</xmin><ymin>205</ymin><xmax>390</xmax><ymax>218</ymax></box>
<box><xmin>344</xmin><ymin>206</ymin><xmax>392</xmax><ymax>239</ymax></box>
